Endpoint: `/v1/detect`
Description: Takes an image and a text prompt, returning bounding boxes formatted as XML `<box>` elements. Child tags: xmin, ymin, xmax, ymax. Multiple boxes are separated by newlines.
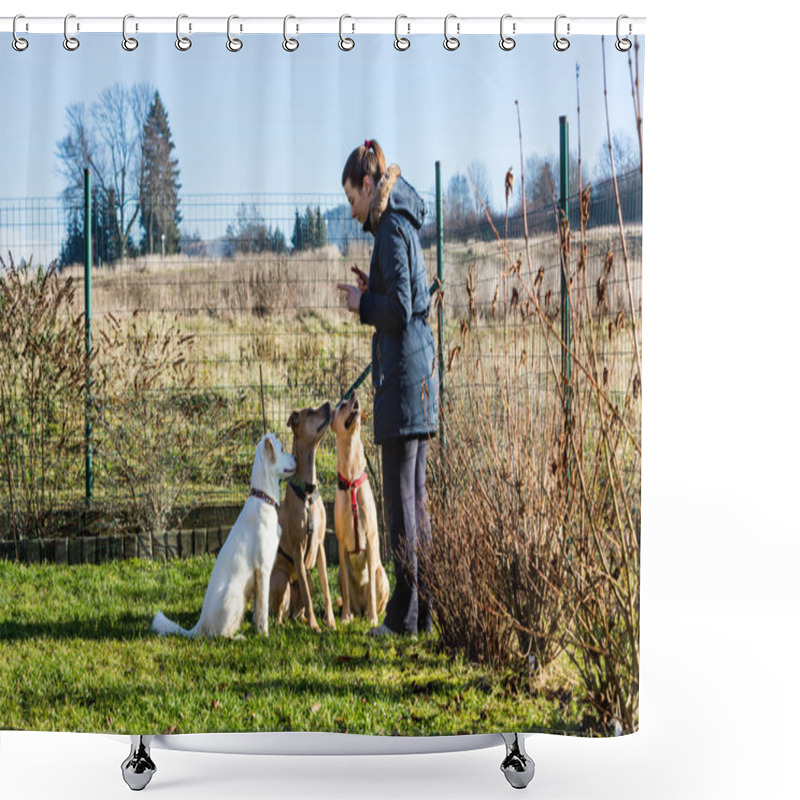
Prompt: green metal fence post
<box><xmin>559</xmin><ymin>116</ymin><xmax>572</xmax><ymax>465</ymax></box>
<box><xmin>435</xmin><ymin>161</ymin><xmax>446</xmax><ymax>451</ymax></box>
<box><xmin>84</xmin><ymin>168</ymin><xmax>93</xmax><ymax>506</ymax></box>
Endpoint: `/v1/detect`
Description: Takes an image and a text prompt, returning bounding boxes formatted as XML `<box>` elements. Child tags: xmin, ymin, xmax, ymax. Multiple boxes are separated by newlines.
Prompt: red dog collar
<box><xmin>337</xmin><ymin>471</ymin><xmax>368</xmax><ymax>554</ymax></box>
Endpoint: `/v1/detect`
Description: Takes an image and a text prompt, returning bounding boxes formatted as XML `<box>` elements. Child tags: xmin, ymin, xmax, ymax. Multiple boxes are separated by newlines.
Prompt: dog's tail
<box><xmin>151</xmin><ymin>611</ymin><xmax>197</xmax><ymax>638</ymax></box>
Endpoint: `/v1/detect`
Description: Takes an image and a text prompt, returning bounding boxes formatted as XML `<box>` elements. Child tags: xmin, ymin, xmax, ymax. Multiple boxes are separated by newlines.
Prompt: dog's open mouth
<box><xmin>345</xmin><ymin>396</ymin><xmax>360</xmax><ymax>430</ymax></box>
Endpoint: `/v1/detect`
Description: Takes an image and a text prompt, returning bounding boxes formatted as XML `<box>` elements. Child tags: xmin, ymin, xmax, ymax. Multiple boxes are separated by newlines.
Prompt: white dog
<box><xmin>152</xmin><ymin>433</ymin><xmax>296</xmax><ymax>639</ymax></box>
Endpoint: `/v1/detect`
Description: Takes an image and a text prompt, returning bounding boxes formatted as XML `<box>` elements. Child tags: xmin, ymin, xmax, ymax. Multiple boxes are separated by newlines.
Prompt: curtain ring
<box><xmin>616</xmin><ymin>15</ymin><xmax>632</xmax><ymax>52</ymax></box>
<box><xmin>122</xmin><ymin>14</ymin><xmax>138</xmax><ymax>51</ymax></box>
<box><xmin>176</xmin><ymin>14</ymin><xmax>192</xmax><ymax>50</ymax></box>
<box><xmin>12</xmin><ymin>15</ymin><xmax>29</xmax><ymax>52</ymax></box>
<box><xmin>283</xmin><ymin>15</ymin><xmax>299</xmax><ymax>51</ymax></box>
<box><xmin>63</xmin><ymin>14</ymin><xmax>80</xmax><ymax>51</ymax></box>
<box><xmin>499</xmin><ymin>14</ymin><xmax>515</xmax><ymax>51</ymax></box>
<box><xmin>554</xmin><ymin>14</ymin><xmax>570</xmax><ymax>51</ymax></box>
<box><xmin>227</xmin><ymin>15</ymin><xmax>243</xmax><ymax>51</ymax></box>
<box><xmin>394</xmin><ymin>15</ymin><xmax>410</xmax><ymax>51</ymax></box>
<box><xmin>338</xmin><ymin>15</ymin><xmax>355</xmax><ymax>51</ymax></box>
<box><xmin>443</xmin><ymin>14</ymin><xmax>460</xmax><ymax>51</ymax></box>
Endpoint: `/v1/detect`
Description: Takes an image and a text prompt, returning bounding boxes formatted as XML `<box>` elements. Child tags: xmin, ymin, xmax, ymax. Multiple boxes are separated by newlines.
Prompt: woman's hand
<box><xmin>351</xmin><ymin>265</ymin><xmax>369</xmax><ymax>293</ymax></box>
<box><xmin>337</xmin><ymin>283</ymin><xmax>363</xmax><ymax>314</ymax></box>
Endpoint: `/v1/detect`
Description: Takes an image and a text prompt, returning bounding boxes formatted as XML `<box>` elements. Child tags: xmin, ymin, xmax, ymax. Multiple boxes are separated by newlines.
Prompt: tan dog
<box><xmin>331</xmin><ymin>392</ymin><xmax>389</xmax><ymax>626</ymax></box>
<box><xmin>269</xmin><ymin>402</ymin><xmax>336</xmax><ymax>632</ymax></box>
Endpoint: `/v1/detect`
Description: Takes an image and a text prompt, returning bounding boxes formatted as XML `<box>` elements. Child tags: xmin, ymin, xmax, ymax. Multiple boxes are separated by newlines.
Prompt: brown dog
<box><xmin>269</xmin><ymin>402</ymin><xmax>336</xmax><ymax>632</ymax></box>
<box><xmin>331</xmin><ymin>392</ymin><xmax>389</xmax><ymax>626</ymax></box>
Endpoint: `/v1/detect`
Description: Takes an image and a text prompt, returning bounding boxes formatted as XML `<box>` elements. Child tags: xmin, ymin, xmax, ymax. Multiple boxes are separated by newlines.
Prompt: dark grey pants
<box><xmin>381</xmin><ymin>437</ymin><xmax>432</xmax><ymax>635</ymax></box>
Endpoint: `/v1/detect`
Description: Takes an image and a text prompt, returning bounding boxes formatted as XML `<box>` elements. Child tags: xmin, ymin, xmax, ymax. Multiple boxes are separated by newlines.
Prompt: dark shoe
<box><xmin>368</xmin><ymin>623</ymin><xmax>398</xmax><ymax>638</ymax></box>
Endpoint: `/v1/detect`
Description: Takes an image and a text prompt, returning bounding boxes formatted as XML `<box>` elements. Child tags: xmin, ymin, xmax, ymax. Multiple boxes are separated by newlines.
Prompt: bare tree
<box><xmin>595</xmin><ymin>131</ymin><xmax>639</xmax><ymax>180</ymax></box>
<box><xmin>56</xmin><ymin>103</ymin><xmax>99</xmax><ymax>207</ymax></box>
<box><xmin>520</xmin><ymin>154</ymin><xmax>556</xmax><ymax>212</ymax></box>
<box><xmin>466</xmin><ymin>160</ymin><xmax>491</xmax><ymax>215</ymax></box>
<box><xmin>519</xmin><ymin>152</ymin><xmax>581</xmax><ymax>213</ymax></box>
<box><xmin>445</xmin><ymin>172</ymin><xmax>474</xmax><ymax>232</ymax></box>
<box><xmin>56</xmin><ymin>82</ymin><xmax>154</xmax><ymax>262</ymax></box>
<box><xmin>93</xmin><ymin>83</ymin><xmax>153</xmax><ymax>259</ymax></box>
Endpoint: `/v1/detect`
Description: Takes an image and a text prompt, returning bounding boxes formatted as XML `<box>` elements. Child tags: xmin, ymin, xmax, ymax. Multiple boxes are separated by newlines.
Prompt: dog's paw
<box><xmin>326</xmin><ymin>616</ymin><xmax>337</xmax><ymax>631</ymax></box>
<box><xmin>341</xmin><ymin>613</ymin><xmax>354</xmax><ymax>624</ymax></box>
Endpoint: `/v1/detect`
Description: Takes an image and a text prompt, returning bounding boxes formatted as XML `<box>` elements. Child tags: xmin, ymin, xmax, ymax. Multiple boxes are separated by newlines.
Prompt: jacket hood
<box><xmin>364</xmin><ymin>164</ymin><xmax>426</xmax><ymax>234</ymax></box>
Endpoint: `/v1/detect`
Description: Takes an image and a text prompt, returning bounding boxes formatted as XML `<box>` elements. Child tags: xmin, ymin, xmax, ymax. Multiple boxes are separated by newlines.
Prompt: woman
<box><xmin>337</xmin><ymin>139</ymin><xmax>438</xmax><ymax>637</ymax></box>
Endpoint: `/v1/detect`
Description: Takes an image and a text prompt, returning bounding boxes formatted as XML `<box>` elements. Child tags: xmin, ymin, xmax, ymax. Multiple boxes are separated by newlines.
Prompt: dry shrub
<box><xmin>425</xmin><ymin>274</ymin><xmax>572</xmax><ymax>673</ymax></box>
<box><xmin>557</xmin><ymin>341</ymin><xmax>640</xmax><ymax>735</ymax></box>
<box><xmin>94</xmin><ymin>313</ymin><xmax>246</xmax><ymax>537</ymax></box>
<box><xmin>424</xmin><ymin>169</ymin><xmax>640</xmax><ymax>734</ymax></box>
<box><xmin>0</xmin><ymin>255</ymin><xmax>89</xmax><ymax>546</ymax></box>
<box><xmin>562</xmin><ymin>157</ymin><xmax>641</xmax><ymax>733</ymax></box>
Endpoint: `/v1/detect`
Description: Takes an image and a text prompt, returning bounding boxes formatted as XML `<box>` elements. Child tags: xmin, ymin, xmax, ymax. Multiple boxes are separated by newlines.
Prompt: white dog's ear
<box><xmin>263</xmin><ymin>436</ymin><xmax>276</xmax><ymax>464</ymax></box>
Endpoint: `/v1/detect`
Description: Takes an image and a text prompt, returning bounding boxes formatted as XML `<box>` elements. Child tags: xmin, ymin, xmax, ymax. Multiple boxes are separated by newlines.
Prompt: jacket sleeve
<box><xmin>358</xmin><ymin>216</ymin><xmax>412</xmax><ymax>334</ymax></box>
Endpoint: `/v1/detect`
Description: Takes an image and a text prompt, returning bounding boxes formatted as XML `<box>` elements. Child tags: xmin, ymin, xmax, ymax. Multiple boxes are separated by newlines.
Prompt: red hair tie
<box><xmin>364</xmin><ymin>139</ymin><xmax>372</xmax><ymax>149</ymax></box>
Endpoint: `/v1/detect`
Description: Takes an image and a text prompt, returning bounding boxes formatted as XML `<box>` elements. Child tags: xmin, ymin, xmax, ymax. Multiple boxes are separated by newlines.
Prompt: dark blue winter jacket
<box><xmin>358</xmin><ymin>165</ymin><xmax>439</xmax><ymax>445</ymax></box>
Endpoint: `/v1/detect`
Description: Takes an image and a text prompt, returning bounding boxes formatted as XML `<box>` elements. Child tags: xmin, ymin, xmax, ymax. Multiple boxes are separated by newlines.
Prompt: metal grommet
<box><xmin>176</xmin><ymin>14</ymin><xmax>192</xmax><ymax>51</ymax></box>
<box><xmin>394</xmin><ymin>15</ymin><xmax>410</xmax><ymax>51</ymax></box>
<box><xmin>122</xmin><ymin>14</ymin><xmax>138</xmax><ymax>51</ymax></box>
<box><xmin>616</xmin><ymin>15</ymin><xmax>632</xmax><ymax>52</ymax></box>
<box><xmin>283</xmin><ymin>15</ymin><xmax>299</xmax><ymax>52</ymax></box>
<box><xmin>339</xmin><ymin>15</ymin><xmax>354</xmax><ymax>51</ymax></box>
<box><xmin>443</xmin><ymin>14</ymin><xmax>460</xmax><ymax>51</ymax></box>
<box><xmin>226</xmin><ymin>15</ymin><xmax>243</xmax><ymax>52</ymax></box>
<box><xmin>554</xmin><ymin>14</ymin><xmax>570</xmax><ymax>51</ymax></box>
<box><xmin>500</xmin><ymin>14</ymin><xmax>515</xmax><ymax>51</ymax></box>
<box><xmin>63</xmin><ymin>13</ymin><xmax>80</xmax><ymax>51</ymax></box>
<box><xmin>12</xmin><ymin>14</ymin><xmax>29</xmax><ymax>52</ymax></box>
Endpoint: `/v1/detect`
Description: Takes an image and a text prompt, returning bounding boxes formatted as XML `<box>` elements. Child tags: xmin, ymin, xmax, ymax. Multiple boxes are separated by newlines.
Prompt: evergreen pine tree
<box><xmin>291</xmin><ymin>205</ymin><xmax>327</xmax><ymax>252</ymax></box>
<box><xmin>139</xmin><ymin>91</ymin><xmax>182</xmax><ymax>256</ymax></box>
<box><xmin>58</xmin><ymin>211</ymin><xmax>85</xmax><ymax>269</ymax></box>
<box><xmin>308</xmin><ymin>206</ymin><xmax>319</xmax><ymax>248</ymax></box>
<box><xmin>268</xmin><ymin>226</ymin><xmax>288</xmax><ymax>254</ymax></box>
<box><xmin>291</xmin><ymin>209</ymin><xmax>306</xmax><ymax>252</ymax></box>
<box><xmin>58</xmin><ymin>188</ymin><xmax>121</xmax><ymax>268</ymax></box>
<box><xmin>314</xmin><ymin>207</ymin><xmax>327</xmax><ymax>248</ymax></box>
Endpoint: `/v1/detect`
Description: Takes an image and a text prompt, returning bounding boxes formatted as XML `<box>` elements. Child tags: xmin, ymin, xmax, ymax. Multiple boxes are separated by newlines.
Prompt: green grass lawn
<box><xmin>0</xmin><ymin>556</ymin><xmax>585</xmax><ymax>736</ymax></box>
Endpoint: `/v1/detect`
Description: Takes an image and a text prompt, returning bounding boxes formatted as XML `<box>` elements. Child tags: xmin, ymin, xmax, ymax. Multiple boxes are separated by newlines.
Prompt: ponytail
<box><xmin>341</xmin><ymin>139</ymin><xmax>386</xmax><ymax>189</ymax></box>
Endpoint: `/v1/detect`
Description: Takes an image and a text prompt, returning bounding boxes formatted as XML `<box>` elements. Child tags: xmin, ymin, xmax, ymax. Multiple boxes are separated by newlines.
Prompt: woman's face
<box><xmin>344</xmin><ymin>176</ymin><xmax>373</xmax><ymax>226</ymax></box>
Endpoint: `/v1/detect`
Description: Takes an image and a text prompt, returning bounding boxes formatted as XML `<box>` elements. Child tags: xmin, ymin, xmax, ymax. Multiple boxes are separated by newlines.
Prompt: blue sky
<box><xmin>1</xmin><ymin>33</ymin><xmax>642</xmax><ymax>208</ymax></box>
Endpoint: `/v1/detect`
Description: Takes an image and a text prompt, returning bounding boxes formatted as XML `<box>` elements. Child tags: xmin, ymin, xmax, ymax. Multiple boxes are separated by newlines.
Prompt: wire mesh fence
<box><xmin>439</xmin><ymin>168</ymin><xmax>642</xmax><ymax>487</ymax></box>
<box><xmin>0</xmin><ymin>169</ymin><xmax>641</xmax><ymax>560</ymax></box>
<box><xmin>443</xmin><ymin>169</ymin><xmax>642</xmax><ymax>387</ymax></box>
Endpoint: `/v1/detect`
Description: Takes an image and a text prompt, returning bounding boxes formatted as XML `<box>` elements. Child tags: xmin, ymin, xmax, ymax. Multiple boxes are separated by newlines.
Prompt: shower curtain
<box><xmin>0</xmin><ymin>23</ymin><xmax>643</xmax><ymax>742</ymax></box>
